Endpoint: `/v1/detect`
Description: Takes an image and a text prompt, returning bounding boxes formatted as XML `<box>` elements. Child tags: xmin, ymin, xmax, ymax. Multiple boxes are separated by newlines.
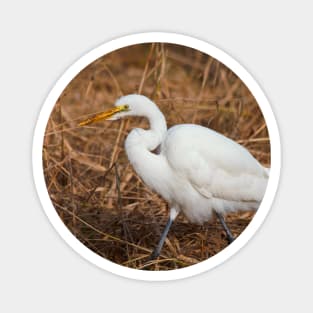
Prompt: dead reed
<box><xmin>43</xmin><ymin>43</ymin><xmax>270</xmax><ymax>270</ymax></box>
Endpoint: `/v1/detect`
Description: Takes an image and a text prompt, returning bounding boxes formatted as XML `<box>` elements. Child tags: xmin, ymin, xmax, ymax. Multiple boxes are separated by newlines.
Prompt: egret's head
<box><xmin>79</xmin><ymin>94</ymin><xmax>156</xmax><ymax>126</ymax></box>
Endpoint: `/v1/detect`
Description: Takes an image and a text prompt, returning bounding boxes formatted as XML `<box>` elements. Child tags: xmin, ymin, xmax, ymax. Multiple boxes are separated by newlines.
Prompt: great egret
<box><xmin>79</xmin><ymin>94</ymin><xmax>269</xmax><ymax>259</ymax></box>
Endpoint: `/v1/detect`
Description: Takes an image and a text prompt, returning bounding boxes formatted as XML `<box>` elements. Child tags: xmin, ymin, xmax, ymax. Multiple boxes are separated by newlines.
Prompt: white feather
<box><xmin>117</xmin><ymin>94</ymin><xmax>268</xmax><ymax>224</ymax></box>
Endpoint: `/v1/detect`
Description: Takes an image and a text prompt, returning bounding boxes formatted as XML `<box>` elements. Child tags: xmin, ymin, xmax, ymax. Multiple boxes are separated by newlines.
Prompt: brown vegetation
<box><xmin>43</xmin><ymin>43</ymin><xmax>270</xmax><ymax>270</ymax></box>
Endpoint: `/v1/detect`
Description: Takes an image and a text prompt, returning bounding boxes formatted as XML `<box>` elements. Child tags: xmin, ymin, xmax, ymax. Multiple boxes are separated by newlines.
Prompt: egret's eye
<box><xmin>117</xmin><ymin>104</ymin><xmax>129</xmax><ymax>111</ymax></box>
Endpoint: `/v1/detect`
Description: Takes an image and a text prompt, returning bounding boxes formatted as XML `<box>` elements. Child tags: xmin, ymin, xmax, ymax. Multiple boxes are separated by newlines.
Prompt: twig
<box><xmin>55</xmin><ymin>203</ymin><xmax>153</xmax><ymax>254</ymax></box>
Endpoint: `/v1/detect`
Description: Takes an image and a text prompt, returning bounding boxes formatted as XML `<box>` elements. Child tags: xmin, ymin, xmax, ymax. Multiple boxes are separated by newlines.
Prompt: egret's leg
<box><xmin>215</xmin><ymin>211</ymin><xmax>235</xmax><ymax>243</ymax></box>
<box><xmin>149</xmin><ymin>208</ymin><xmax>179</xmax><ymax>260</ymax></box>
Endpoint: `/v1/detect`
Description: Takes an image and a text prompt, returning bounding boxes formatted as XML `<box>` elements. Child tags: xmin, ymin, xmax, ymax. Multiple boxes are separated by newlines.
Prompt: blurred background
<box><xmin>43</xmin><ymin>43</ymin><xmax>270</xmax><ymax>270</ymax></box>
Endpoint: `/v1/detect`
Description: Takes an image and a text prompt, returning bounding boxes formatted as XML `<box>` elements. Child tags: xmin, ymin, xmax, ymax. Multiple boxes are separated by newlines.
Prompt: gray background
<box><xmin>1</xmin><ymin>1</ymin><xmax>312</xmax><ymax>312</ymax></box>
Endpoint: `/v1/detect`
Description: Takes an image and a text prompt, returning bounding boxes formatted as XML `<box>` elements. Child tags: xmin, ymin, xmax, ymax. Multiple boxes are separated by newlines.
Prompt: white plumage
<box><xmin>80</xmin><ymin>94</ymin><xmax>269</xmax><ymax>258</ymax></box>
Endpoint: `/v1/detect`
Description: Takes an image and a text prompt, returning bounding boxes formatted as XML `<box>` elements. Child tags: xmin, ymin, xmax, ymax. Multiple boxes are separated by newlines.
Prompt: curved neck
<box><xmin>124</xmin><ymin>105</ymin><xmax>170</xmax><ymax>195</ymax></box>
<box><xmin>126</xmin><ymin>104</ymin><xmax>167</xmax><ymax>151</ymax></box>
<box><xmin>145</xmin><ymin>106</ymin><xmax>167</xmax><ymax>147</ymax></box>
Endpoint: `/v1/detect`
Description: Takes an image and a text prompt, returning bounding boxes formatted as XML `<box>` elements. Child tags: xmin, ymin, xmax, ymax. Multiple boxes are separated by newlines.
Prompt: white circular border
<box><xmin>32</xmin><ymin>32</ymin><xmax>281</xmax><ymax>281</ymax></box>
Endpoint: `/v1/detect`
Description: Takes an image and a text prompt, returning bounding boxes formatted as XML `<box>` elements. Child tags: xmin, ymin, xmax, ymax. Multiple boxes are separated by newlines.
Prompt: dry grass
<box><xmin>43</xmin><ymin>43</ymin><xmax>270</xmax><ymax>270</ymax></box>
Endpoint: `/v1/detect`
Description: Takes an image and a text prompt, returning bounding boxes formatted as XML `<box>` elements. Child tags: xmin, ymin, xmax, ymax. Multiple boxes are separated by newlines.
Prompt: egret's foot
<box><xmin>215</xmin><ymin>211</ymin><xmax>235</xmax><ymax>244</ymax></box>
<box><xmin>225</xmin><ymin>230</ymin><xmax>235</xmax><ymax>244</ymax></box>
<box><xmin>148</xmin><ymin>248</ymin><xmax>161</xmax><ymax>261</ymax></box>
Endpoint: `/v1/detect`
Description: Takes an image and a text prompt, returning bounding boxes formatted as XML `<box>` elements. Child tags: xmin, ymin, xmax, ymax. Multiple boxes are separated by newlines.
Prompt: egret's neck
<box><xmin>126</xmin><ymin>104</ymin><xmax>167</xmax><ymax>151</ymax></box>
<box><xmin>146</xmin><ymin>107</ymin><xmax>167</xmax><ymax>146</ymax></box>
<box><xmin>124</xmin><ymin>112</ymin><xmax>170</xmax><ymax>200</ymax></box>
<box><xmin>123</xmin><ymin>100</ymin><xmax>171</xmax><ymax>201</ymax></box>
<box><xmin>125</xmin><ymin>104</ymin><xmax>167</xmax><ymax>175</ymax></box>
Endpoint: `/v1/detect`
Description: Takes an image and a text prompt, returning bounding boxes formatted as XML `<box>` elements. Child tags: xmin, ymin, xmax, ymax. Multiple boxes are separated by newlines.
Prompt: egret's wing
<box><xmin>163</xmin><ymin>125</ymin><xmax>268</xmax><ymax>202</ymax></box>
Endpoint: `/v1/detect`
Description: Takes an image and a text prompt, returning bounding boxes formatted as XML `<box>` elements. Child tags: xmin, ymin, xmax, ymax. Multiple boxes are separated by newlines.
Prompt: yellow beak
<box><xmin>79</xmin><ymin>105</ymin><xmax>129</xmax><ymax>126</ymax></box>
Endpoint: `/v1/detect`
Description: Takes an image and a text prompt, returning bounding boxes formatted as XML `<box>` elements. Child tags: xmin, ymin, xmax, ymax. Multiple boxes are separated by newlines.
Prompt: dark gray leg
<box><xmin>215</xmin><ymin>211</ymin><xmax>235</xmax><ymax>243</ymax></box>
<box><xmin>149</xmin><ymin>208</ymin><xmax>179</xmax><ymax>260</ymax></box>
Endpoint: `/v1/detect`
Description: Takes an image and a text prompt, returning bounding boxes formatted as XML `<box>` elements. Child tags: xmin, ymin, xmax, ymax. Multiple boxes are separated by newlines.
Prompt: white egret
<box><xmin>79</xmin><ymin>94</ymin><xmax>269</xmax><ymax>259</ymax></box>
